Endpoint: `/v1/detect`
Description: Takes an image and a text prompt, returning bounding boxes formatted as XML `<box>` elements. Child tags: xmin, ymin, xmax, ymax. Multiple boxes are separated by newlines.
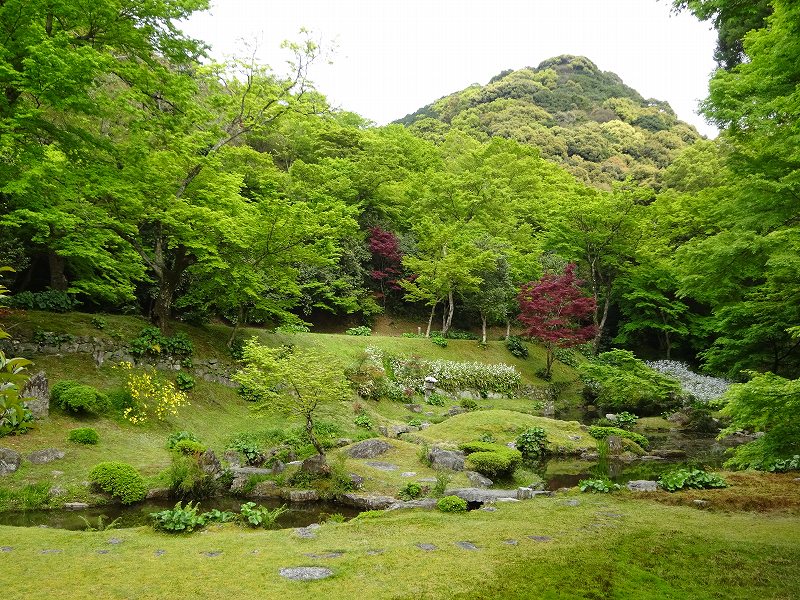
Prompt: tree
<box><xmin>368</xmin><ymin>226</ymin><xmax>404</xmax><ymax>306</ymax></box>
<box><xmin>518</xmin><ymin>264</ymin><xmax>596</xmax><ymax>379</ymax></box>
<box><xmin>232</xmin><ymin>340</ymin><xmax>350</xmax><ymax>455</ymax></box>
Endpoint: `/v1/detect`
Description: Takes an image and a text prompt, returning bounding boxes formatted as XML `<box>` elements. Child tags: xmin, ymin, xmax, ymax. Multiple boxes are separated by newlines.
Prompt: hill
<box><xmin>396</xmin><ymin>55</ymin><xmax>702</xmax><ymax>188</ymax></box>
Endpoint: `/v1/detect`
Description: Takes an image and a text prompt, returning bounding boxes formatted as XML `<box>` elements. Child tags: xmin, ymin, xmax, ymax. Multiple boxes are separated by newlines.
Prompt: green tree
<box><xmin>232</xmin><ymin>340</ymin><xmax>350</xmax><ymax>455</ymax></box>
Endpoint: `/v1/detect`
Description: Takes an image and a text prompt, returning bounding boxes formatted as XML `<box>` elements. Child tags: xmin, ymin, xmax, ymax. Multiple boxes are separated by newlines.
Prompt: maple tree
<box><xmin>518</xmin><ymin>264</ymin><xmax>597</xmax><ymax>379</ymax></box>
<box><xmin>368</xmin><ymin>226</ymin><xmax>404</xmax><ymax>306</ymax></box>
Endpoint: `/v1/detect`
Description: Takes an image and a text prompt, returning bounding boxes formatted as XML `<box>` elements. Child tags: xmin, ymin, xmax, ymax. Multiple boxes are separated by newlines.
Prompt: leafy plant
<box><xmin>432</xmin><ymin>471</ymin><xmax>450</xmax><ymax>498</ymax></box>
<box><xmin>579</xmin><ymin>478</ymin><xmax>620</xmax><ymax>493</ymax></box>
<box><xmin>657</xmin><ymin>468</ymin><xmax>727</xmax><ymax>492</ymax></box>
<box><xmin>52</xmin><ymin>382</ymin><xmax>109</xmax><ymax>415</ymax></box>
<box><xmin>115</xmin><ymin>362</ymin><xmax>189</xmax><ymax>424</ymax></box>
<box><xmin>479</xmin><ymin>432</ymin><xmax>496</xmax><ymax>443</ymax></box>
<box><xmin>460</xmin><ymin>398</ymin><xmax>478</xmax><ymax>411</ymax></box>
<box><xmin>426</xmin><ymin>393</ymin><xmax>446</xmax><ymax>406</ymax></box>
<box><xmin>129</xmin><ymin>327</ymin><xmax>194</xmax><ymax>359</ymax></box>
<box><xmin>227</xmin><ymin>434</ymin><xmax>262</xmax><ymax>465</ymax></box>
<box><xmin>346</xmin><ymin>326</ymin><xmax>372</xmax><ymax>336</ymax></box>
<box><xmin>437</xmin><ymin>495</ymin><xmax>468</xmax><ymax>513</ymax></box>
<box><xmin>587</xmin><ymin>426</ymin><xmax>649</xmax><ymax>449</ymax></box>
<box><xmin>68</xmin><ymin>427</ymin><xmax>99</xmax><ymax>445</ymax></box>
<box><xmin>515</xmin><ymin>427</ymin><xmax>548</xmax><ymax>459</ymax></box>
<box><xmin>151</xmin><ymin>501</ymin><xmax>204</xmax><ymax>533</ymax></box>
<box><xmin>8</xmin><ymin>290</ymin><xmax>78</xmax><ymax>312</ymax></box>
<box><xmin>430</xmin><ymin>334</ymin><xmax>448</xmax><ymax>348</ymax></box>
<box><xmin>0</xmin><ymin>350</ymin><xmax>34</xmax><ymax>437</ymax></box>
<box><xmin>167</xmin><ymin>431</ymin><xmax>200</xmax><ymax>450</ymax></box>
<box><xmin>239</xmin><ymin>502</ymin><xmax>288</xmax><ymax>528</ymax></box>
<box><xmin>273</xmin><ymin>323</ymin><xmax>310</xmax><ymax>334</ymax></box>
<box><xmin>398</xmin><ymin>482</ymin><xmax>423</xmax><ymax>501</ymax></box>
<box><xmin>201</xmin><ymin>508</ymin><xmax>237</xmax><ymax>524</ymax></box>
<box><xmin>175</xmin><ymin>372</ymin><xmax>195</xmax><ymax>391</ymax></box>
<box><xmin>89</xmin><ymin>462</ymin><xmax>147</xmax><ymax>504</ymax></box>
<box><xmin>90</xmin><ymin>316</ymin><xmax>107</xmax><ymax>330</ymax></box>
<box><xmin>613</xmin><ymin>411</ymin><xmax>638</xmax><ymax>430</ymax></box>
<box><xmin>354</xmin><ymin>412</ymin><xmax>373</xmax><ymax>430</ymax></box>
<box><xmin>505</xmin><ymin>335</ymin><xmax>529</xmax><ymax>359</ymax></box>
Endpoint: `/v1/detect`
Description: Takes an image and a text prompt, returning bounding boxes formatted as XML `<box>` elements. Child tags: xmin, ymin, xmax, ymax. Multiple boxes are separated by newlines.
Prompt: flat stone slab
<box><xmin>40</xmin><ymin>549</ymin><xmax>62</xmax><ymax>554</ymax></box>
<box><xmin>627</xmin><ymin>480</ymin><xmax>659</xmax><ymax>492</ymax></box>
<box><xmin>416</xmin><ymin>543</ymin><xmax>437</xmax><ymax>551</ymax></box>
<box><xmin>28</xmin><ymin>448</ymin><xmax>65</xmax><ymax>464</ymax></box>
<box><xmin>279</xmin><ymin>567</ymin><xmax>334</xmax><ymax>581</ymax></box>
<box><xmin>204</xmin><ymin>551</ymin><xmax>222</xmax><ymax>557</ymax></box>
<box><xmin>96</xmin><ymin>550</ymin><xmax>110</xmax><ymax>555</ymax></box>
<box><xmin>366</xmin><ymin>549</ymin><xmax>385</xmax><ymax>556</ymax></box>
<box><xmin>562</xmin><ymin>499</ymin><xmax>580</xmax><ymax>507</ymax></box>
<box><xmin>365</xmin><ymin>461</ymin><xmax>398</xmax><ymax>471</ymax></box>
<box><xmin>449</xmin><ymin>488</ymin><xmax>517</xmax><ymax>503</ymax></box>
<box><xmin>64</xmin><ymin>502</ymin><xmax>89</xmax><ymax>510</ymax></box>
<box><xmin>154</xmin><ymin>549</ymin><xmax>166</xmax><ymax>557</ymax></box>
<box><xmin>303</xmin><ymin>552</ymin><xmax>343</xmax><ymax>559</ymax></box>
<box><xmin>386</xmin><ymin>498</ymin><xmax>438</xmax><ymax>511</ymax></box>
<box><xmin>502</xmin><ymin>539</ymin><xmax>518</xmax><ymax>546</ymax></box>
<box><xmin>479</xmin><ymin>506</ymin><xmax>498</xmax><ymax>512</ymax></box>
<box><xmin>1</xmin><ymin>546</ymin><xmax>13</xmax><ymax>552</ymax></box>
<box><xmin>107</xmin><ymin>537</ymin><xmax>123</xmax><ymax>545</ymax></box>
<box><xmin>338</xmin><ymin>494</ymin><xmax>397</xmax><ymax>510</ymax></box>
<box><xmin>455</xmin><ymin>541</ymin><xmax>479</xmax><ymax>550</ymax></box>
<box><xmin>527</xmin><ymin>535</ymin><xmax>553</xmax><ymax>542</ymax></box>
<box><xmin>295</xmin><ymin>524</ymin><xmax>321</xmax><ymax>539</ymax></box>
<box><xmin>400</xmin><ymin>471</ymin><xmax>417</xmax><ymax>477</ymax></box>
<box><xmin>229</xmin><ymin>466</ymin><xmax>274</xmax><ymax>477</ymax></box>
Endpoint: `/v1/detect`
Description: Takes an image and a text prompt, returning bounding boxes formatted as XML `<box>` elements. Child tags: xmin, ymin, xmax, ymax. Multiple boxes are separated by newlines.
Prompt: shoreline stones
<box><xmin>337</xmin><ymin>494</ymin><xmax>397</xmax><ymax>510</ymax></box>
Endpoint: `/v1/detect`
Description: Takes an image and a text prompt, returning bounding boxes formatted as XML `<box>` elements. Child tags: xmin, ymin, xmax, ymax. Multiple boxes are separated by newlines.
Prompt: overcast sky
<box><xmin>182</xmin><ymin>0</ymin><xmax>719</xmax><ymax>137</ymax></box>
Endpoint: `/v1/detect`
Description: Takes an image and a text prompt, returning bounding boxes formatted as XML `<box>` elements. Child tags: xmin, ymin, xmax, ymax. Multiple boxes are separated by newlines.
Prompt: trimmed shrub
<box><xmin>587</xmin><ymin>426</ymin><xmax>649</xmax><ymax>449</ymax></box>
<box><xmin>172</xmin><ymin>439</ymin><xmax>206</xmax><ymax>455</ymax></box>
<box><xmin>52</xmin><ymin>382</ymin><xmax>109</xmax><ymax>414</ymax></box>
<box><xmin>398</xmin><ymin>482</ymin><xmax>423</xmax><ymax>501</ymax></box>
<box><xmin>68</xmin><ymin>427</ymin><xmax>99</xmax><ymax>445</ymax></box>
<box><xmin>460</xmin><ymin>442</ymin><xmax>522</xmax><ymax>479</ymax></box>
<box><xmin>89</xmin><ymin>462</ymin><xmax>147</xmax><ymax>504</ymax></box>
<box><xmin>437</xmin><ymin>495</ymin><xmax>468</xmax><ymax>513</ymax></box>
<box><xmin>460</xmin><ymin>398</ymin><xmax>479</xmax><ymax>411</ymax></box>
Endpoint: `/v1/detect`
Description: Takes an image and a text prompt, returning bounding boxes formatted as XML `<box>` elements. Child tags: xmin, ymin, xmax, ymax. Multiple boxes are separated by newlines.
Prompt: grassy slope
<box><xmin>1</xmin><ymin>495</ymin><xmax>799</xmax><ymax>599</ymax></box>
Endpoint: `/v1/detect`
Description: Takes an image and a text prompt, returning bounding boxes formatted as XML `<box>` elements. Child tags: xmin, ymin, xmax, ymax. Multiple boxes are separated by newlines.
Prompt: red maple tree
<box><xmin>518</xmin><ymin>263</ymin><xmax>596</xmax><ymax>379</ymax></box>
<box><xmin>368</xmin><ymin>226</ymin><xmax>404</xmax><ymax>303</ymax></box>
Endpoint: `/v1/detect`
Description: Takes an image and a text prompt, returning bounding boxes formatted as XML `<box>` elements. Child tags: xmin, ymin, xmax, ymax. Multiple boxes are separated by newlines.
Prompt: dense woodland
<box><xmin>1</xmin><ymin>0</ymin><xmax>799</xmax><ymax>382</ymax></box>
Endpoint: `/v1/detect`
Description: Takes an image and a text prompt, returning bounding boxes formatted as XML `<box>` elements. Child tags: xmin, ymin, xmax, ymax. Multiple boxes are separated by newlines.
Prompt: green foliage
<box><xmin>175</xmin><ymin>372</ymin><xmax>196</xmax><ymax>391</ymax></box>
<box><xmin>437</xmin><ymin>495</ymin><xmax>468</xmax><ymax>513</ymax></box>
<box><xmin>614</xmin><ymin>412</ymin><xmax>638</xmax><ymax>430</ymax></box>
<box><xmin>90</xmin><ymin>316</ymin><xmax>107</xmax><ymax>330</ymax></box>
<box><xmin>239</xmin><ymin>502</ymin><xmax>288</xmax><ymax>528</ymax></box>
<box><xmin>151</xmin><ymin>501</ymin><xmax>204</xmax><ymax>533</ymax></box>
<box><xmin>432</xmin><ymin>472</ymin><xmax>450</xmax><ymax>498</ymax></box>
<box><xmin>658</xmin><ymin>469</ymin><xmax>727</xmax><ymax>492</ymax></box>
<box><xmin>8</xmin><ymin>290</ymin><xmax>78</xmax><ymax>312</ymax></box>
<box><xmin>515</xmin><ymin>427</ymin><xmax>548</xmax><ymax>458</ymax></box>
<box><xmin>129</xmin><ymin>328</ymin><xmax>194</xmax><ymax>359</ymax></box>
<box><xmin>553</xmin><ymin>348</ymin><xmax>580</xmax><ymax>368</ymax></box>
<box><xmin>89</xmin><ymin>462</ymin><xmax>147</xmax><ymax>504</ymax></box>
<box><xmin>719</xmin><ymin>372</ymin><xmax>800</xmax><ymax>469</ymax></box>
<box><xmin>68</xmin><ymin>427</ymin><xmax>99</xmax><ymax>445</ymax></box>
<box><xmin>167</xmin><ymin>431</ymin><xmax>200</xmax><ymax>450</ymax></box>
<box><xmin>52</xmin><ymin>382</ymin><xmax>109</xmax><ymax>415</ymax></box>
<box><xmin>579</xmin><ymin>478</ymin><xmax>620</xmax><ymax>493</ymax></box>
<box><xmin>426</xmin><ymin>393</ymin><xmax>446</xmax><ymax>406</ymax></box>
<box><xmin>505</xmin><ymin>335</ymin><xmax>529</xmax><ymax>359</ymax></box>
<box><xmin>580</xmin><ymin>350</ymin><xmax>684</xmax><ymax>414</ymax></box>
<box><xmin>346</xmin><ymin>326</ymin><xmax>372</xmax><ymax>336</ymax></box>
<box><xmin>461</xmin><ymin>442</ymin><xmax>523</xmax><ymax>478</ymax></box>
<box><xmin>165</xmin><ymin>453</ymin><xmax>221</xmax><ymax>500</ymax></box>
<box><xmin>479</xmin><ymin>433</ymin><xmax>496</xmax><ymax>443</ymax></box>
<box><xmin>587</xmin><ymin>426</ymin><xmax>649</xmax><ymax>449</ymax></box>
<box><xmin>0</xmin><ymin>350</ymin><xmax>34</xmax><ymax>436</ymax></box>
<box><xmin>430</xmin><ymin>335</ymin><xmax>448</xmax><ymax>348</ymax></box>
<box><xmin>446</xmin><ymin>330</ymin><xmax>479</xmax><ymax>340</ymax></box>
<box><xmin>354</xmin><ymin>412</ymin><xmax>373</xmax><ymax>429</ymax></box>
<box><xmin>226</xmin><ymin>434</ymin><xmax>262</xmax><ymax>465</ymax></box>
<box><xmin>460</xmin><ymin>398</ymin><xmax>479</xmax><ymax>411</ymax></box>
<box><xmin>172</xmin><ymin>439</ymin><xmax>206</xmax><ymax>455</ymax></box>
<box><xmin>274</xmin><ymin>324</ymin><xmax>310</xmax><ymax>334</ymax></box>
<box><xmin>398</xmin><ymin>482</ymin><xmax>423</xmax><ymax>501</ymax></box>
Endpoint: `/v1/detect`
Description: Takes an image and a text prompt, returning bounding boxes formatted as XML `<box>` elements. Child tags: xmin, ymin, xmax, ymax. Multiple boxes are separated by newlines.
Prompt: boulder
<box><xmin>64</xmin><ymin>502</ymin><xmax>89</xmax><ymax>510</ymax></box>
<box><xmin>465</xmin><ymin>471</ymin><xmax>493</xmax><ymax>488</ymax></box>
<box><xmin>386</xmin><ymin>498</ymin><xmax>438</xmax><ymax>511</ymax></box>
<box><xmin>516</xmin><ymin>487</ymin><xmax>554</xmax><ymax>500</ymax></box>
<box><xmin>404</xmin><ymin>404</ymin><xmax>422</xmax><ymax>413</ymax></box>
<box><xmin>223</xmin><ymin>450</ymin><xmax>241</xmax><ymax>468</ymax></box>
<box><xmin>427</xmin><ymin>447</ymin><xmax>465</xmax><ymax>471</ymax></box>
<box><xmin>21</xmin><ymin>371</ymin><xmax>49</xmax><ymax>418</ymax></box>
<box><xmin>250</xmin><ymin>480</ymin><xmax>280</xmax><ymax>498</ymax></box>
<box><xmin>337</xmin><ymin>493</ymin><xmax>397</xmax><ymax>510</ymax></box>
<box><xmin>301</xmin><ymin>453</ymin><xmax>330</xmax><ymax>476</ymax></box>
<box><xmin>447</xmin><ymin>406</ymin><xmax>466</xmax><ymax>416</ymax></box>
<box><xmin>345</xmin><ymin>439</ymin><xmax>391</xmax><ymax>459</ymax></box>
<box><xmin>626</xmin><ymin>480</ymin><xmax>658</xmax><ymax>492</ymax></box>
<box><xmin>667</xmin><ymin>411</ymin><xmax>691</xmax><ymax>427</ymax></box>
<box><xmin>606</xmin><ymin>436</ymin><xmax>624</xmax><ymax>455</ymax></box>
<box><xmin>197</xmin><ymin>450</ymin><xmax>222</xmax><ymax>476</ymax></box>
<box><xmin>0</xmin><ymin>448</ymin><xmax>21</xmax><ymax>476</ymax></box>
<box><xmin>348</xmin><ymin>473</ymin><xmax>364</xmax><ymax>489</ymax></box>
<box><xmin>448</xmin><ymin>488</ymin><xmax>517</xmax><ymax>503</ymax></box>
<box><xmin>28</xmin><ymin>448</ymin><xmax>65</xmax><ymax>464</ymax></box>
<box><xmin>334</xmin><ymin>438</ymin><xmax>353</xmax><ymax>447</ymax></box>
<box><xmin>288</xmin><ymin>489</ymin><xmax>320</xmax><ymax>502</ymax></box>
<box><xmin>379</xmin><ymin>424</ymin><xmax>411</xmax><ymax>438</ymax></box>
<box><xmin>146</xmin><ymin>487</ymin><xmax>170</xmax><ymax>500</ymax></box>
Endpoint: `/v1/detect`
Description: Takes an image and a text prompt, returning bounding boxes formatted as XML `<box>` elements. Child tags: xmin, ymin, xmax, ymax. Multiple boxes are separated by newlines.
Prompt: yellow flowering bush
<box><xmin>115</xmin><ymin>362</ymin><xmax>189</xmax><ymax>424</ymax></box>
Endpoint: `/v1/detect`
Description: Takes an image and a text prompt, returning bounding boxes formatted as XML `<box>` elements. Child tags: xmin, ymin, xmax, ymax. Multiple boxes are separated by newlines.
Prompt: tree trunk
<box><xmin>506</xmin><ymin>320</ymin><xmax>511</xmax><ymax>339</ymax></box>
<box><xmin>306</xmin><ymin>414</ymin><xmax>324</xmax><ymax>456</ymax></box>
<box><xmin>442</xmin><ymin>290</ymin><xmax>455</xmax><ymax>336</ymax></box>
<box><xmin>228</xmin><ymin>305</ymin><xmax>245</xmax><ymax>347</ymax></box>
<box><xmin>151</xmin><ymin>244</ymin><xmax>194</xmax><ymax>332</ymax></box>
<box><xmin>545</xmin><ymin>344</ymin><xmax>554</xmax><ymax>380</ymax></box>
<box><xmin>47</xmin><ymin>251</ymin><xmax>68</xmax><ymax>291</ymax></box>
<box><xmin>425</xmin><ymin>301</ymin><xmax>438</xmax><ymax>338</ymax></box>
<box><xmin>481</xmin><ymin>312</ymin><xmax>487</xmax><ymax>344</ymax></box>
<box><xmin>592</xmin><ymin>287</ymin><xmax>611</xmax><ymax>352</ymax></box>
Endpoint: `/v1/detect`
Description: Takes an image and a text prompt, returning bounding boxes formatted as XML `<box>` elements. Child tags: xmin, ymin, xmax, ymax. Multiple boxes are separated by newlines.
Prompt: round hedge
<box><xmin>52</xmin><ymin>381</ymin><xmax>109</xmax><ymax>415</ymax></box>
<box><xmin>68</xmin><ymin>427</ymin><xmax>99</xmax><ymax>445</ymax></box>
<box><xmin>89</xmin><ymin>461</ymin><xmax>147</xmax><ymax>504</ymax></box>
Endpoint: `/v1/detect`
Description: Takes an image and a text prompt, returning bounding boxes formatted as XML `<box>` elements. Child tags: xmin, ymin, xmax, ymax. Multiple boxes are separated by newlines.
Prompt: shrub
<box><xmin>175</xmin><ymin>372</ymin><xmax>195</xmax><ymax>391</ymax></box>
<box><xmin>432</xmin><ymin>471</ymin><xmax>450</xmax><ymax>497</ymax></box>
<box><xmin>68</xmin><ymin>427</ymin><xmax>99</xmax><ymax>445</ymax></box>
<box><xmin>90</xmin><ymin>316</ymin><xmax>107</xmax><ymax>330</ymax></box>
<box><xmin>553</xmin><ymin>347</ymin><xmax>580</xmax><ymax>367</ymax></box>
<box><xmin>426</xmin><ymin>393</ymin><xmax>446</xmax><ymax>406</ymax></box>
<box><xmin>461</xmin><ymin>443</ymin><xmax>522</xmax><ymax>479</ymax></box>
<box><xmin>354</xmin><ymin>412</ymin><xmax>373</xmax><ymax>429</ymax></box>
<box><xmin>273</xmin><ymin>323</ymin><xmax>310</xmax><ymax>334</ymax></box>
<box><xmin>446</xmin><ymin>329</ymin><xmax>479</xmax><ymax>340</ymax></box>
<box><xmin>8</xmin><ymin>290</ymin><xmax>77</xmax><ymax>312</ymax></box>
<box><xmin>239</xmin><ymin>502</ymin><xmax>288</xmax><ymax>528</ymax></box>
<box><xmin>115</xmin><ymin>362</ymin><xmax>189</xmax><ymax>424</ymax></box>
<box><xmin>401</xmin><ymin>332</ymin><xmax>424</xmax><ymax>339</ymax></box>
<box><xmin>587</xmin><ymin>426</ymin><xmax>649</xmax><ymax>449</ymax></box>
<box><xmin>437</xmin><ymin>495</ymin><xmax>468</xmax><ymax>513</ymax></box>
<box><xmin>167</xmin><ymin>431</ymin><xmax>200</xmax><ymax>450</ymax></box>
<box><xmin>431</xmin><ymin>335</ymin><xmax>448</xmax><ymax>348</ymax></box>
<box><xmin>52</xmin><ymin>383</ymin><xmax>109</xmax><ymax>415</ymax></box>
<box><xmin>658</xmin><ymin>468</ymin><xmax>727</xmax><ymax>492</ymax></box>
<box><xmin>227</xmin><ymin>434</ymin><xmax>262</xmax><ymax>465</ymax></box>
<box><xmin>398</xmin><ymin>482</ymin><xmax>423</xmax><ymax>501</ymax></box>
<box><xmin>613</xmin><ymin>411</ymin><xmax>638</xmax><ymax>430</ymax></box>
<box><xmin>346</xmin><ymin>326</ymin><xmax>372</xmax><ymax>336</ymax></box>
<box><xmin>172</xmin><ymin>439</ymin><xmax>206</xmax><ymax>455</ymax></box>
<box><xmin>479</xmin><ymin>433</ymin><xmax>496</xmax><ymax>443</ymax></box>
<box><xmin>151</xmin><ymin>501</ymin><xmax>204</xmax><ymax>533</ymax></box>
<box><xmin>580</xmin><ymin>350</ymin><xmax>684</xmax><ymax>414</ymax></box>
<box><xmin>165</xmin><ymin>453</ymin><xmax>221</xmax><ymax>499</ymax></box>
<box><xmin>460</xmin><ymin>398</ymin><xmax>478</xmax><ymax>411</ymax></box>
<box><xmin>129</xmin><ymin>327</ymin><xmax>194</xmax><ymax>359</ymax></box>
<box><xmin>579</xmin><ymin>478</ymin><xmax>620</xmax><ymax>493</ymax></box>
<box><xmin>0</xmin><ymin>350</ymin><xmax>35</xmax><ymax>437</ymax></box>
<box><xmin>515</xmin><ymin>427</ymin><xmax>548</xmax><ymax>459</ymax></box>
<box><xmin>89</xmin><ymin>462</ymin><xmax>147</xmax><ymax>504</ymax></box>
<box><xmin>505</xmin><ymin>335</ymin><xmax>529</xmax><ymax>359</ymax></box>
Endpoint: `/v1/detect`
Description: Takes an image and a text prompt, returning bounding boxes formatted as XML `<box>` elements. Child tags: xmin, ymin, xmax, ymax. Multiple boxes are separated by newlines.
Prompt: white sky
<box><xmin>182</xmin><ymin>0</ymin><xmax>719</xmax><ymax>137</ymax></box>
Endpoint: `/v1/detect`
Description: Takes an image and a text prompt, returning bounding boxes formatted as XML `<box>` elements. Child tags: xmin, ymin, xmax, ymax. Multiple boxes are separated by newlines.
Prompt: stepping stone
<box><xmin>365</xmin><ymin>461</ymin><xmax>398</xmax><ymax>471</ymax></box>
<box><xmin>204</xmin><ymin>551</ymin><xmax>222</xmax><ymax>557</ymax></box>
<box><xmin>400</xmin><ymin>471</ymin><xmax>417</xmax><ymax>477</ymax></box>
<box><xmin>40</xmin><ymin>549</ymin><xmax>62</xmax><ymax>554</ymax></box>
<box><xmin>279</xmin><ymin>567</ymin><xmax>334</xmax><ymax>581</ymax></box>
<box><xmin>107</xmin><ymin>537</ymin><xmax>123</xmax><ymax>545</ymax></box>
<box><xmin>455</xmin><ymin>541</ymin><xmax>479</xmax><ymax>550</ymax></box>
<box><xmin>0</xmin><ymin>546</ymin><xmax>12</xmax><ymax>552</ymax></box>
<box><xmin>502</xmin><ymin>539</ymin><xmax>518</xmax><ymax>546</ymax></box>
<box><xmin>97</xmin><ymin>550</ymin><xmax>110</xmax><ymax>555</ymax></box>
<box><xmin>416</xmin><ymin>543</ymin><xmax>437</xmax><ymax>552</ymax></box>
<box><xmin>562</xmin><ymin>499</ymin><xmax>580</xmax><ymax>507</ymax></box>
<box><xmin>366</xmin><ymin>549</ymin><xmax>385</xmax><ymax>556</ymax></box>
<box><xmin>303</xmin><ymin>552</ymin><xmax>343</xmax><ymax>559</ymax></box>
<box><xmin>693</xmin><ymin>499</ymin><xmax>709</xmax><ymax>507</ymax></box>
<box><xmin>418</xmin><ymin>477</ymin><xmax>437</xmax><ymax>483</ymax></box>
<box><xmin>154</xmin><ymin>550</ymin><xmax>166</xmax><ymax>557</ymax></box>
<box><xmin>480</xmin><ymin>506</ymin><xmax>498</xmax><ymax>512</ymax></box>
<box><xmin>295</xmin><ymin>524</ymin><xmax>321</xmax><ymax>539</ymax></box>
<box><xmin>527</xmin><ymin>536</ymin><xmax>552</xmax><ymax>542</ymax></box>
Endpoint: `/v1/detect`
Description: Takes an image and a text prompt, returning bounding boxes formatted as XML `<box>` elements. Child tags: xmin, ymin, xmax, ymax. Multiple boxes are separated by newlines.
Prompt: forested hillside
<box><xmin>396</xmin><ymin>55</ymin><xmax>702</xmax><ymax>188</ymax></box>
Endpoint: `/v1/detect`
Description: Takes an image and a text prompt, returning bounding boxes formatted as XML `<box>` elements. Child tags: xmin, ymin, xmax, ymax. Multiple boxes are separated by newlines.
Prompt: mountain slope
<box><xmin>397</xmin><ymin>55</ymin><xmax>702</xmax><ymax>188</ymax></box>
